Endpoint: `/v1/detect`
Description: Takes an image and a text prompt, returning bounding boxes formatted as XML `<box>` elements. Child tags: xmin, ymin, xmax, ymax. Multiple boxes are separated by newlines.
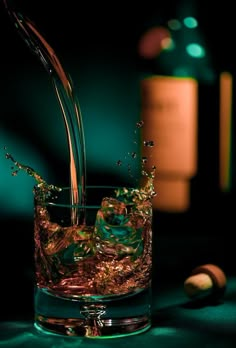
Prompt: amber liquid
<box><xmin>34</xmin><ymin>197</ymin><xmax>152</xmax><ymax>299</ymax></box>
<box><xmin>34</xmin><ymin>188</ymin><xmax>152</xmax><ymax>337</ymax></box>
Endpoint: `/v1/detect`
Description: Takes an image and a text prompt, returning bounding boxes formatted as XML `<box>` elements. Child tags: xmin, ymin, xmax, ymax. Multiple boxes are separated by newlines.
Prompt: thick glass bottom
<box><xmin>34</xmin><ymin>287</ymin><xmax>152</xmax><ymax>338</ymax></box>
<box><xmin>35</xmin><ymin>314</ymin><xmax>151</xmax><ymax>338</ymax></box>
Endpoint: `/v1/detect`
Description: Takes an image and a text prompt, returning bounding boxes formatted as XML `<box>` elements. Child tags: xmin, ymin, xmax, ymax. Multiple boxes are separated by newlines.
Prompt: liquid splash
<box><xmin>3</xmin><ymin>1</ymin><xmax>157</xmax><ymax>218</ymax></box>
<box><xmin>4</xmin><ymin>150</ymin><xmax>62</xmax><ymax>199</ymax></box>
<box><xmin>3</xmin><ymin>0</ymin><xmax>86</xmax><ymax>225</ymax></box>
<box><xmin>4</xmin><ymin>146</ymin><xmax>156</xmax><ymax>205</ymax></box>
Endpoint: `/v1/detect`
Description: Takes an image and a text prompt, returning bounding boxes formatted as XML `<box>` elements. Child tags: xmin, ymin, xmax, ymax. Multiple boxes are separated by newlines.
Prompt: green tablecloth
<box><xmin>1</xmin><ymin>277</ymin><xmax>235</xmax><ymax>348</ymax></box>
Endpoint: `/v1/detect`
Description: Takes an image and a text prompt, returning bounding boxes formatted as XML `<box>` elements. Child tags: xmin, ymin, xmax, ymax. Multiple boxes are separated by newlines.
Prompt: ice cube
<box><xmin>94</xmin><ymin>198</ymin><xmax>144</xmax><ymax>259</ymax></box>
<box><xmin>100</xmin><ymin>197</ymin><xmax>127</xmax><ymax>225</ymax></box>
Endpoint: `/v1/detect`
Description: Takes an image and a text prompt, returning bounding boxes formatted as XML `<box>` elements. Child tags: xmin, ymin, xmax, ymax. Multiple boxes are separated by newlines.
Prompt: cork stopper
<box><xmin>184</xmin><ymin>264</ymin><xmax>227</xmax><ymax>299</ymax></box>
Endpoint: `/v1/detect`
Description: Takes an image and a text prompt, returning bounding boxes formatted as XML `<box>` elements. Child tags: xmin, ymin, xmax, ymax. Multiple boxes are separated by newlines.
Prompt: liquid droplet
<box><xmin>142</xmin><ymin>156</ymin><xmax>147</xmax><ymax>163</ymax></box>
<box><xmin>136</xmin><ymin>121</ymin><xmax>144</xmax><ymax>128</ymax></box>
<box><xmin>144</xmin><ymin>140</ymin><xmax>154</xmax><ymax>147</ymax></box>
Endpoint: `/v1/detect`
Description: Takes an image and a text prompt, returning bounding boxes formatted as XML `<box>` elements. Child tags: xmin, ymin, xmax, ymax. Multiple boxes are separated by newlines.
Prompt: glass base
<box><xmin>34</xmin><ymin>286</ymin><xmax>152</xmax><ymax>338</ymax></box>
<box><xmin>35</xmin><ymin>314</ymin><xmax>151</xmax><ymax>338</ymax></box>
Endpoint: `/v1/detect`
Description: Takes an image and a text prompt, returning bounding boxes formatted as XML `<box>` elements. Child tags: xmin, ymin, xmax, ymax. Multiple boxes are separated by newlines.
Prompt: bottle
<box><xmin>137</xmin><ymin>0</ymin><xmax>217</xmax><ymax>213</ymax></box>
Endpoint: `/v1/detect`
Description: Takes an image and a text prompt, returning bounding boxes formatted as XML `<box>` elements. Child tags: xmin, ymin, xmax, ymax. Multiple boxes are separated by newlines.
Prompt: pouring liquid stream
<box><xmin>3</xmin><ymin>0</ymin><xmax>86</xmax><ymax>225</ymax></box>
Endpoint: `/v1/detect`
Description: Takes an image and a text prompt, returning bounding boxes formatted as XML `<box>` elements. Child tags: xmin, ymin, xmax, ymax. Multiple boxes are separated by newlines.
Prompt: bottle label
<box><xmin>141</xmin><ymin>75</ymin><xmax>198</xmax><ymax>177</ymax></box>
<box><xmin>141</xmin><ymin>76</ymin><xmax>198</xmax><ymax>212</ymax></box>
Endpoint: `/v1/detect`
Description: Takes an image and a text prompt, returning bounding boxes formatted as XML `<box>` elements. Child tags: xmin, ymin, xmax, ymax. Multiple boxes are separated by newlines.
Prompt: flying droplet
<box><xmin>12</xmin><ymin>170</ymin><xmax>18</xmax><ymax>176</ymax></box>
<box><xmin>142</xmin><ymin>157</ymin><xmax>147</xmax><ymax>163</ymax></box>
<box><xmin>144</xmin><ymin>140</ymin><xmax>154</xmax><ymax>147</ymax></box>
<box><xmin>136</xmin><ymin>121</ymin><xmax>144</xmax><ymax>128</ymax></box>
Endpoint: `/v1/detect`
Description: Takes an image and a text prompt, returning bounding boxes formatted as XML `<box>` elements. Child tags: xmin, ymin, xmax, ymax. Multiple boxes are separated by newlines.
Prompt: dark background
<box><xmin>0</xmin><ymin>0</ymin><xmax>236</xmax><ymax>322</ymax></box>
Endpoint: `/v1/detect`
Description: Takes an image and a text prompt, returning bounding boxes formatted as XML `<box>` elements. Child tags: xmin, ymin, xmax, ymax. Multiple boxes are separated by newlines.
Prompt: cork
<box><xmin>184</xmin><ymin>264</ymin><xmax>227</xmax><ymax>299</ymax></box>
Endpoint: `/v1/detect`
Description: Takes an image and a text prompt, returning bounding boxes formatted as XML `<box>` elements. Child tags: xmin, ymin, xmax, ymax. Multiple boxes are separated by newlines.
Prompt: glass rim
<box><xmin>34</xmin><ymin>184</ymin><xmax>129</xmax><ymax>208</ymax></box>
<box><xmin>33</xmin><ymin>184</ymin><xmax>125</xmax><ymax>190</ymax></box>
